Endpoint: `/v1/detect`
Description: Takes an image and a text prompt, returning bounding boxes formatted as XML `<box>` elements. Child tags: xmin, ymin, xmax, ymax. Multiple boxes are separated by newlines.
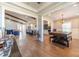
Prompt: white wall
<box><xmin>0</xmin><ymin>6</ymin><xmax>2</xmax><ymax>38</ymax></box>
<box><xmin>0</xmin><ymin>6</ymin><xmax>5</xmax><ymax>38</ymax></box>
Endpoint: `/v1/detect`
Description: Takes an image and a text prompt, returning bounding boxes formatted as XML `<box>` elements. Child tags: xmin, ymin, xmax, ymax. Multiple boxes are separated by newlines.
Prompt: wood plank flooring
<box><xmin>15</xmin><ymin>35</ymin><xmax>79</xmax><ymax>57</ymax></box>
<box><xmin>10</xmin><ymin>39</ymin><xmax>22</xmax><ymax>57</ymax></box>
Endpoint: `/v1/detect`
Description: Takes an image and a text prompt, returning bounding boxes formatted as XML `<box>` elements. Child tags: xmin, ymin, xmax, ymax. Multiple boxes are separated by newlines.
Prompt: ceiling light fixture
<box><xmin>73</xmin><ymin>4</ymin><xmax>77</xmax><ymax>7</ymax></box>
<box><xmin>37</xmin><ymin>2</ymin><xmax>41</xmax><ymax>4</ymax></box>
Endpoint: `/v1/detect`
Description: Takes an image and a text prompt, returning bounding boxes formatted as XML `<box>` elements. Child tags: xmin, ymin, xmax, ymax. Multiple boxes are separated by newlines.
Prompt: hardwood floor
<box><xmin>10</xmin><ymin>39</ymin><xmax>22</xmax><ymax>57</ymax></box>
<box><xmin>15</xmin><ymin>35</ymin><xmax>79</xmax><ymax>57</ymax></box>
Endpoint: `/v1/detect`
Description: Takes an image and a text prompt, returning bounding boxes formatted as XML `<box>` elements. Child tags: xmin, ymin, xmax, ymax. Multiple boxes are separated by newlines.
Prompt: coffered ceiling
<box><xmin>44</xmin><ymin>2</ymin><xmax>79</xmax><ymax>20</ymax></box>
<box><xmin>4</xmin><ymin>2</ymin><xmax>78</xmax><ymax>24</ymax></box>
<box><xmin>23</xmin><ymin>2</ymin><xmax>55</xmax><ymax>12</ymax></box>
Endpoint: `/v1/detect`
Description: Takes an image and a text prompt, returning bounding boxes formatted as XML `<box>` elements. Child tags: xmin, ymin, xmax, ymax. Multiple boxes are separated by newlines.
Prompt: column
<box><xmin>19</xmin><ymin>24</ymin><xmax>26</xmax><ymax>40</ymax></box>
<box><xmin>22</xmin><ymin>24</ymin><xmax>26</xmax><ymax>40</ymax></box>
<box><xmin>37</xmin><ymin>15</ymin><xmax>44</xmax><ymax>42</ymax></box>
<box><xmin>19</xmin><ymin>24</ymin><xmax>27</xmax><ymax>45</ymax></box>
<box><xmin>51</xmin><ymin>20</ymin><xmax>54</xmax><ymax>32</ymax></box>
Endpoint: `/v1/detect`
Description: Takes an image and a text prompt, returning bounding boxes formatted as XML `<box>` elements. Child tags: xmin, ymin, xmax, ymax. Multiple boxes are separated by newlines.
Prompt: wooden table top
<box><xmin>50</xmin><ymin>31</ymin><xmax>71</xmax><ymax>35</ymax></box>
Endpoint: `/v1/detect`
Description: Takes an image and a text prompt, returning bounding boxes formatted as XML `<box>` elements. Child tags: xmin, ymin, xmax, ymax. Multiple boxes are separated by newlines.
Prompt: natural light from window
<box><xmin>62</xmin><ymin>22</ymin><xmax>71</xmax><ymax>33</ymax></box>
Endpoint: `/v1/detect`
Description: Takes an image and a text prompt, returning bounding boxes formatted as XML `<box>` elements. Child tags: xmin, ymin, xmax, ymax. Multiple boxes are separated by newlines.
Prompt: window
<box><xmin>62</xmin><ymin>22</ymin><xmax>71</xmax><ymax>32</ymax></box>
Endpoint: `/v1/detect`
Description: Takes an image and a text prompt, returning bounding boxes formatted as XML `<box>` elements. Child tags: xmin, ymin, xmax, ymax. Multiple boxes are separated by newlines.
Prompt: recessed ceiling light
<box><xmin>73</xmin><ymin>4</ymin><xmax>77</xmax><ymax>7</ymax></box>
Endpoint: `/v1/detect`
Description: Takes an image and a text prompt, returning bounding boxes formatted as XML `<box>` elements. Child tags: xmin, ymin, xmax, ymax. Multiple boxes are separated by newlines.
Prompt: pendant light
<box><xmin>61</xmin><ymin>14</ymin><xmax>64</xmax><ymax>24</ymax></box>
